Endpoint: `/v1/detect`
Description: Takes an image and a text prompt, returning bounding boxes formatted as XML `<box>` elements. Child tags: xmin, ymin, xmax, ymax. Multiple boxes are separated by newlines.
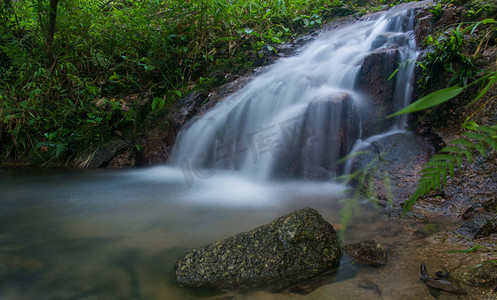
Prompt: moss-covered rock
<box><xmin>174</xmin><ymin>207</ymin><xmax>341</xmax><ymax>291</ymax></box>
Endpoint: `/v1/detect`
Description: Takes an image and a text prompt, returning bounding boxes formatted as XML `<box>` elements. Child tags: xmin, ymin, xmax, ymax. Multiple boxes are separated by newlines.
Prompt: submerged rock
<box><xmin>461</xmin><ymin>261</ymin><xmax>497</xmax><ymax>287</ymax></box>
<box><xmin>344</xmin><ymin>240</ymin><xmax>387</xmax><ymax>266</ymax></box>
<box><xmin>174</xmin><ymin>208</ymin><xmax>341</xmax><ymax>291</ymax></box>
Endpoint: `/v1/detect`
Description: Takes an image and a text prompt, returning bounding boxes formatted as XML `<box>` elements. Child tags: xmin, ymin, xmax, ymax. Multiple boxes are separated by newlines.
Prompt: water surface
<box><xmin>0</xmin><ymin>166</ymin><xmax>426</xmax><ymax>299</ymax></box>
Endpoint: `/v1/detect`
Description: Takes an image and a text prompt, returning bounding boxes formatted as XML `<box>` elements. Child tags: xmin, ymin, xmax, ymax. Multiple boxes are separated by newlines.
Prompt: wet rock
<box><xmin>85</xmin><ymin>139</ymin><xmax>131</xmax><ymax>168</ymax></box>
<box><xmin>371</xmin><ymin>32</ymin><xmax>409</xmax><ymax>50</ymax></box>
<box><xmin>343</xmin><ymin>240</ymin><xmax>387</xmax><ymax>266</ymax></box>
<box><xmin>456</xmin><ymin>216</ymin><xmax>489</xmax><ymax>237</ymax></box>
<box><xmin>355</xmin><ymin>48</ymin><xmax>400</xmax><ymax>137</ymax></box>
<box><xmin>426</xmin><ymin>152</ymin><xmax>497</xmax><ymax>218</ymax></box>
<box><xmin>414</xmin><ymin>14</ymin><xmax>433</xmax><ymax>43</ymax></box>
<box><xmin>350</xmin><ymin>132</ymin><xmax>433</xmax><ymax>207</ymax></box>
<box><xmin>273</xmin><ymin>92</ymin><xmax>360</xmax><ymax>179</ymax></box>
<box><xmin>174</xmin><ymin>208</ymin><xmax>341</xmax><ymax>291</ymax></box>
<box><xmin>134</xmin><ymin>90</ymin><xmax>209</xmax><ymax>166</ymax></box>
<box><xmin>107</xmin><ymin>150</ymin><xmax>135</xmax><ymax>168</ymax></box>
<box><xmin>474</xmin><ymin>218</ymin><xmax>497</xmax><ymax>239</ymax></box>
<box><xmin>461</xmin><ymin>261</ymin><xmax>497</xmax><ymax>287</ymax></box>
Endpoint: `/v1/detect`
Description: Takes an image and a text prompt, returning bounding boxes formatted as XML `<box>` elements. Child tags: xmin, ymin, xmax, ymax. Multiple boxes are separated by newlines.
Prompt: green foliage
<box><xmin>403</xmin><ymin>122</ymin><xmax>497</xmax><ymax>214</ymax></box>
<box><xmin>387</xmin><ymin>17</ymin><xmax>497</xmax><ymax>214</ymax></box>
<box><xmin>419</xmin><ymin>24</ymin><xmax>478</xmax><ymax>88</ymax></box>
<box><xmin>388</xmin><ymin>86</ymin><xmax>464</xmax><ymax>117</ymax></box>
<box><xmin>430</xmin><ymin>3</ymin><xmax>444</xmax><ymax>20</ymax></box>
<box><xmin>0</xmin><ymin>0</ymin><xmax>365</xmax><ymax>163</ymax></box>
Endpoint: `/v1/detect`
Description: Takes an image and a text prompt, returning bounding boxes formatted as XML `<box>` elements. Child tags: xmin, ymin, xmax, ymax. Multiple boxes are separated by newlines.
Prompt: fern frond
<box><xmin>464</xmin><ymin>131</ymin><xmax>487</xmax><ymax>141</ymax></box>
<box><xmin>403</xmin><ymin>123</ymin><xmax>497</xmax><ymax>214</ymax></box>
<box><xmin>451</xmin><ymin>138</ymin><xmax>473</xmax><ymax>148</ymax></box>
<box><xmin>475</xmin><ymin>142</ymin><xmax>486</xmax><ymax>157</ymax></box>
<box><xmin>485</xmin><ymin>138</ymin><xmax>497</xmax><ymax>149</ymax></box>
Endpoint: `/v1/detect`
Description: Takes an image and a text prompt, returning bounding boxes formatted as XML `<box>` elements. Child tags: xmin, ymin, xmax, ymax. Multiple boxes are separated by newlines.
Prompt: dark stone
<box><xmin>107</xmin><ymin>150</ymin><xmax>135</xmax><ymax>168</ymax></box>
<box><xmin>355</xmin><ymin>48</ymin><xmax>400</xmax><ymax>137</ymax></box>
<box><xmin>174</xmin><ymin>208</ymin><xmax>341</xmax><ymax>291</ymax></box>
<box><xmin>456</xmin><ymin>216</ymin><xmax>489</xmax><ymax>237</ymax></box>
<box><xmin>134</xmin><ymin>90</ymin><xmax>209</xmax><ymax>166</ymax></box>
<box><xmin>461</xmin><ymin>261</ymin><xmax>497</xmax><ymax>287</ymax></box>
<box><xmin>343</xmin><ymin>240</ymin><xmax>387</xmax><ymax>266</ymax></box>
<box><xmin>85</xmin><ymin>139</ymin><xmax>130</xmax><ymax>168</ymax></box>
<box><xmin>371</xmin><ymin>33</ymin><xmax>408</xmax><ymax>50</ymax></box>
<box><xmin>474</xmin><ymin>218</ymin><xmax>497</xmax><ymax>239</ymax></box>
<box><xmin>273</xmin><ymin>92</ymin><xmax>360</xmax><ymax>179</ymax></box>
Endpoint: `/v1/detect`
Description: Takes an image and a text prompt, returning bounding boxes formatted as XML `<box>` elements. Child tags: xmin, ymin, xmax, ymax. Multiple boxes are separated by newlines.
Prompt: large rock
<box><xmin>355</xmin><ymin>48</ymin><xmax>400</xmax><ymax>137</ymax></box>
<box><xmin>174</xmin><ymin>208</ymin><xmax>341</xmax><ymax>291</ymax></box>
<box><xmin>273</xmin><ymin>92</ymin><xmax>360</xmax><ymax>179</ymax></box>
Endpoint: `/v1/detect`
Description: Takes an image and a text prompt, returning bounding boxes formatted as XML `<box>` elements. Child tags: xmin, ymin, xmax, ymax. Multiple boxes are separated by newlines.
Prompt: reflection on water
<box><xmin>0</xmin><ymin>167</ymin><xmax>475</xmax><ymax>300</ymax></box>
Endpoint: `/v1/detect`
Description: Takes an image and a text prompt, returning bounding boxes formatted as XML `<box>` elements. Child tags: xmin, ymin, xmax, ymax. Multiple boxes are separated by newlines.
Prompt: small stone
<box><xmin>474</xmin><ymin>218</ymin><xmax>497</xmax><ymax>239</ymax></box>
<box><xmin>344</xmin><ymin>240</ymin><xmax>387</xmax><ymax>266</ymax></box>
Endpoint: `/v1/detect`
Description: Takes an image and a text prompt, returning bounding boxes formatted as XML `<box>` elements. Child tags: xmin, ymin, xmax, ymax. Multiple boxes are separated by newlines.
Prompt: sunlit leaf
<box><xmin>388</xmin><ymin>86</ymin><xmax>464</xmax><ymax>117</ymax></box>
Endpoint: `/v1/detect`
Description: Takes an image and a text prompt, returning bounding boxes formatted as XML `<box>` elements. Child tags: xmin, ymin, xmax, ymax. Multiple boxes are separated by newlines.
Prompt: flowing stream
<box><xmin>170</xmin><ymin>4</ymin><xmax>418</xmax><ymax>182</ymax></box>
<box><xmin>0</xmin><ymin>3</ymin><xmax>451</xmax><ymax>300</ymax></box>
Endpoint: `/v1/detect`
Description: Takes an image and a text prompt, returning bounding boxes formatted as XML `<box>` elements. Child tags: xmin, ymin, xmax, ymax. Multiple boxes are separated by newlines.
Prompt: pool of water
<box><xmin>0</xmin><ymin>166</ymin><xmax>492</xmax><ymax>300</ymax></box>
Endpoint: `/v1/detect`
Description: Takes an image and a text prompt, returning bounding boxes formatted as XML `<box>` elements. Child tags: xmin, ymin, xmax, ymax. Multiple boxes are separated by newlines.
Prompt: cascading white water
<box><xmin>170</xmin><ymin>5</ymin><xmax>420</xmax><ymax>184</ymax></box>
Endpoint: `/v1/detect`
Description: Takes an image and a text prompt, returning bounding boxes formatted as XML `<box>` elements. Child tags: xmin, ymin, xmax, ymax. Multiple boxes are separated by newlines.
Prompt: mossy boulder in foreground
<box><xmin>174</xmin><ymin>207</ymin><xmax>341</xmax><ymax>291</ymax></box>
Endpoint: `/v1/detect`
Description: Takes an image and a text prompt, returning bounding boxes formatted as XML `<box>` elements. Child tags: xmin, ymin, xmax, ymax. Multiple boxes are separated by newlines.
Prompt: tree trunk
<box><xmin>45</xmin><ymin>0</ymin><xmax>59</xmax><ymax>67</ymax></box>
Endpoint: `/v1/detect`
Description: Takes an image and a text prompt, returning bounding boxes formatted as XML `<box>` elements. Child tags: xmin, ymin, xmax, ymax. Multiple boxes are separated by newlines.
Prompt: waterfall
<box><xmin>170</xmin><ymin>5</ymin><xmax>420</xmax><ymax>184</ymax></box>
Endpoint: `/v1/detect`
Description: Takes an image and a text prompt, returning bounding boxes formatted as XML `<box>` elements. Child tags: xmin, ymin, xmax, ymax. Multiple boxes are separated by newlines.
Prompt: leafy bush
<box><xmin>0</xmin><ymin>0</ymin><xmax>367</xmax><ymax>164</ymax></box>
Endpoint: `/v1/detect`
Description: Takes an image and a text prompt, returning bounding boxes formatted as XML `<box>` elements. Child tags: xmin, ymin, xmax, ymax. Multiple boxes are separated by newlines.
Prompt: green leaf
<box><xmin>475</xmin><ymin>142</ymin><xmax>486</xmax><ymax>157</ymax></box>
<box><xmin>444</xmin><ymin>245</ymin><xmax>481</xmax><ymax>253</ymax></box>
<box><xmin>388</xmin><ymin>86</ymin><xmax>464</xmax><ymax>117</ymax></box>
<box><xmin>465</xmin><ymin>131</ymin><xmax>487</xmax><ymax>141</ymax></box>
<box><xmin>151</xmin><ymin>97</ymin><xmax>165</xmax><ymax>110</ymax></box>
<box><xmin>485</xmin><ymin>138</ymin><xmax>497</xmax><ymax>149</ymax></box>
<box><xmin>467</xmin><ymin>73</ymin><xmax>497</xmax><ymax>107</ymax></box>
<box><xmin>441</xmin><ymin>146</ymin><xmax>463</xmax><ymax>155</ymax></box>
<box><xmin>432</xmin><ymin>154</ymin><xmax>457</xmax><ymax>162</ymax></box>
<box><xmin>388</xmin><ymin>68</ymin><xmax>399</xmax><ymax>81</ymax></box>
<box><xmin>451</xmin><ymin>138</ymin><xmax>474</xmax><ymax>148</ymax></box>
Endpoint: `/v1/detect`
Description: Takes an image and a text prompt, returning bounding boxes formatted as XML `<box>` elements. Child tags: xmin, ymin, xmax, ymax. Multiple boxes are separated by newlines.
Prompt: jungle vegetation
<box><xmin>0</xmin><ymin>0</ymin><xmax>405</xmax><ymax>165</ymax></box>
